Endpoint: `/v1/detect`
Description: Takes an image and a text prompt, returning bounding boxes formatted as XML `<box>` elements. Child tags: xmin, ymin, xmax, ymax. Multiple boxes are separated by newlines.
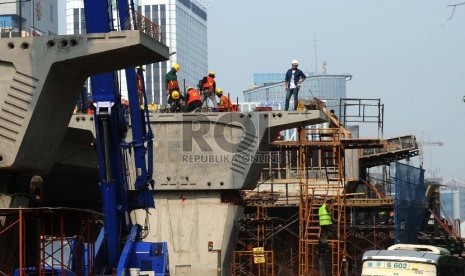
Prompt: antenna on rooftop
<box><xmin>313</xmin><ymin>33</ymin><xmax>318</xmax><ymax>75</ymax></box>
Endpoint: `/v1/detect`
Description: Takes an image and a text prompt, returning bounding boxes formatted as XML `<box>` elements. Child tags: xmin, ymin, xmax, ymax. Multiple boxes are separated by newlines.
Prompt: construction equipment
<box><xmin>0</xmin><ymin>0</ymin><xmax>170</xmax><ymax>274</ymax></box>
<box><xmin>81</xmin><ymin>0</ymin><xmax>168</xmax><ymax>274</ymax></box>
<box><xmin>417</xmin><ymin>132</ymin><xmax>444</xmax><ymax>173</ymax></box>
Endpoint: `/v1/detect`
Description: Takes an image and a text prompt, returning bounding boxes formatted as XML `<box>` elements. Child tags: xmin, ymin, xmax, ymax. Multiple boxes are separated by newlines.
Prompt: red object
<box><xmin>187</xmin><ymin>88</ymin><xmax>201</xmax><ymax>105</ymax></box>
<box><xmin>202</xmin><ymin>76</ymin><xmax>215</xmax><ymax>92</ymax></box>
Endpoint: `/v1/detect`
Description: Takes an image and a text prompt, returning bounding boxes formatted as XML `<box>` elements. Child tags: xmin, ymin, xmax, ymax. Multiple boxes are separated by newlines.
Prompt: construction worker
<box><xmin>318</xmin><ymin>199</ymin><xmax>336</xmax><ymax>247</ymax></box>
<box><xmin>284</xmin><ymin>59</ymin><xmax>306</xmax><ymax>111</ymax></box>
<box><xmin>185</xmin><ymin>87</ymin><xmax>202</xmax><ymax>112</ymax></box>
<box><xmin>201</xmin><ymin>70</ymin><xmax>216</xmax><ymax>95</ymax></box>
<box><xmin>388</xmin><ymin>210</ymin><xmax>395</xmax><ymax>224</ymax></box>
<box><xmin>165</xmin><ymin>63</ymin><xmax>180</xmax><ymax>96</ymax></box>
<box><xmin>136</xmin><ymin>66</ymin><xmax>145</xmax><ymax>106</ymax></box>
<box><xmin>329</xmin><ymin>109</ymin><xmax>339</xmax><ymax>128</ymax></box>
<box><xmin>169</xmin><ymin>90</ymin><xmax>183</xmax><ymax>113</ymax></box>
<box><xmin>200</xmin><ymin>71</ymin><xmax>217</xmax><ymax>109</ymax></box>
<box><xmin>216</xmin><ymin>88</ymin><xmax>232</xmax><ymax>111</ymax></box>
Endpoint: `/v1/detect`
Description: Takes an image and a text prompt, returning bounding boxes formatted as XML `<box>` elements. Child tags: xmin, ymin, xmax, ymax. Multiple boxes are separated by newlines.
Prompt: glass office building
<box><xmin>0</xmin><ymin>0</ymin><xmax>58</xmax><ymax>37</ymax></box>
<box><xmin>252</xmin><ymin>73</ymin><xmax>286</xmax><ymax>87</ymax></box>
<box><xmin>440</xmin><ymin>178</ymin><xmax>465</xmax><ymax>223</ymax></box>
<box><xmin>66</xmin><ymin>0</ymin><xmax>207</xmax><ymax>105</ymax></box>
<box><xmin>243</xmin><ymin>73</ymin><xmax>352</xmax><ymax>114</ymax></box>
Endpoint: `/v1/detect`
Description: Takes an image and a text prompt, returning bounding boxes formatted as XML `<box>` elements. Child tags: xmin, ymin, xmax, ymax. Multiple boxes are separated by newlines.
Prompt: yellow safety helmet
<box><xmin>209</xmin><ymin>71</ymin><xmax>215</xmax><ymax>77</ymax></box>
<box><xmin>215</xmin><ymin>88</ymin><xmax>223</xmax><ymax>95</ymax></box>
<box><xmin>171</xmin><ymin>90</ymin><xmax>180</xmax><ymax>100</ymax></box>
<box><xmin>172</xmin><ymin>63</ymin><xmax>180</xmax><ymax>71</ymax></box>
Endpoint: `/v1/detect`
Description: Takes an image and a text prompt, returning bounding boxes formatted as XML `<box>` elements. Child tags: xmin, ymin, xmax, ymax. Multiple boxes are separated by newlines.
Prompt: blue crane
<box><xmin>82</xmin><ymin>0</ymin><xmax>167</xmax><ymax>274</ymax></box>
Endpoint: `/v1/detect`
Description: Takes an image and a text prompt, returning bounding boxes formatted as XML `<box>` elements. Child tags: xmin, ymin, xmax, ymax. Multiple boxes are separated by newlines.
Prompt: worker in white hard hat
<box><xmin>284</xmin><ymin>59</ymin><xmax>306</xmax><ymax>111</ymax></box>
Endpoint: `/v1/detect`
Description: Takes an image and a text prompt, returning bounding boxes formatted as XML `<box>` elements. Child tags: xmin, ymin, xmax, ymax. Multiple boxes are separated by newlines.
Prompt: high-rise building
<box><xmin>441</xmin><ymin>178</ymin><xmax>465</xmax><ymax>221</ymax></box>
<box><xmin>65</xmin><ymin>0</ymin><xmax>208</xmax><ymax>105</ymax></box>
<box><xmin>243</xmin><ymin>73</ymin><xmax>352</xmax><ymax>114</ymax></box>
<box><xmin>0</xmin><ymin>0</ymin><xmax>58</xmax><ymax>37</ymax></box>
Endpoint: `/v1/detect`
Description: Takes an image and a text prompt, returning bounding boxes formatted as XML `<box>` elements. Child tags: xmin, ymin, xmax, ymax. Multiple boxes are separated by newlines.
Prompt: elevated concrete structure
<box><xmin>0</xmin><ymin>27</ymin><xmax>327</xmax><ymax>275</ymax></box>
<box><xmin>64</xmin><ymin>111</ymin><xmax>327</xmax><ymax>275</ymax></box>
<box><xmin>0</xmin><ymin>31</ymin><xmax>168</xmax><ymax>173</ymax></box>
<box><xmin>151</xmin><ymin>111</ymin><xmax>326</xmax><ymax>190</ymax></box>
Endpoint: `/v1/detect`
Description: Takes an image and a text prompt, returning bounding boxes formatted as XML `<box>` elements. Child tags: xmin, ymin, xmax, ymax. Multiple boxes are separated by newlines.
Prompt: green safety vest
<box><xmin>319</xmin><ymin>204</ymin><xmax>332</xmax><ymax>226</ymax></box>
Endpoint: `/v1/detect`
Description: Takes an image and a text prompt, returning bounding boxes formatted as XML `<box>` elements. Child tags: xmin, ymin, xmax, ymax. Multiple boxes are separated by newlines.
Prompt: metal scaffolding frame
<box><xmin>232</xmin><ymin>99</ymin><xmax>399</xmax><ymax>276</ymax></box>
<box><xmin>231</xmin><ymin>98</ymin><xmax>464</xmax><ymax>276</ymax></box>
<box><xmin>0</xmin><ymin>208</ymin><xmax>102</xmax><ymax>276</ymax></box>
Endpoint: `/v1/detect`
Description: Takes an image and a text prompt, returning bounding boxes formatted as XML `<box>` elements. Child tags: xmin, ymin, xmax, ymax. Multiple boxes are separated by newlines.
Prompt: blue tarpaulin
<box><xmin>394</xmin><ymin>162</ymin><xmax>426</xmax><ymax>244</ymax></box>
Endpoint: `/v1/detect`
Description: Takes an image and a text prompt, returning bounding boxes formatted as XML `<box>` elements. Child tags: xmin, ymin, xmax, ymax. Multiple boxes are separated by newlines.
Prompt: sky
<box><xmin>206</xmin><ymin>0</ymin><xmax>465</xmax><ymax>181</ymax></box>
<box><xmin>57</xmin><ymin>1</ymin><xmax>465</xmax><ymax>181</ymax></box>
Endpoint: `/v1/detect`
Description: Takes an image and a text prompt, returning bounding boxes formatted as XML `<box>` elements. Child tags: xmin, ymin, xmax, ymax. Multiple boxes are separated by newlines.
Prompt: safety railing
<box><xmin>125</xmin><ymin>10</ymin><xmax>162</xmax><ymax>42</ymax></box>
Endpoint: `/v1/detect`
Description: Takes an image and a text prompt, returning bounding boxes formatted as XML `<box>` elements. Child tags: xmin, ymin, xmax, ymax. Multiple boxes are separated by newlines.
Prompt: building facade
<box><xmin>65</xmin><ymin>0</ymin><xmax>208</xmax><ymax>105</ymax></box>
<box><xmin>440</xmin><ymin>178</ymin><xmax>465</xmax><ymax>224</ymax></box>
<box><xmin>243</xmin><ymin>73</ymin><xmax>352</xmax><ymax>115</ymax></box>
<box><xmin>0</xmin><ymin>0</ymin><xmax>58</xmax><ymax>37</ymax></box>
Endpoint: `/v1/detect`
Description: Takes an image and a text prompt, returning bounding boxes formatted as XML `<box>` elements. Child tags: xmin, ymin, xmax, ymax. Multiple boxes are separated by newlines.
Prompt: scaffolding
<box><xmin>295</xmin><ymin>120</ymin><xmax>347</xmax><ymax>276</ymax></box>
<box><xmin>0</xmin><ymin>208</ymin><xmax>102</xmax><ymax>276</ymax></box>
<box><xmin>231</xmin><ymin>98</ymin><xmax>464</xmax><ymax>275</ymax></box>
<box><xmin>234</xmin><ymin>98</ymin><xmax>408</xmax><ymax>275</ymax></box>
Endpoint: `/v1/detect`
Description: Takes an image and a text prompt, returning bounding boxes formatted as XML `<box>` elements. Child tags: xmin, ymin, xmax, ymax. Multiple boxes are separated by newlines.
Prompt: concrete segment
<box><xmin>151</xmin><ymin>111</ymin><xmax>327</xmax><ymax>190</ymax></box>
<box><xmin>0</xmin><ymin>31</ymin><xmax>168</xmax><ymax>173</ymax></box>
<box><xmin>63</xmin><ymin>111</ymin><xmax>327</xmax><ymax>191</ymax></box>
<box><xmin>131</xmin><ymin>191</ymin><xmax>242</xmax><ymax>275</ymax></box>
<box><xmin>62</xmin><ymin>111</ymin><xmax>327</xmax><ymax>275</ymax></box>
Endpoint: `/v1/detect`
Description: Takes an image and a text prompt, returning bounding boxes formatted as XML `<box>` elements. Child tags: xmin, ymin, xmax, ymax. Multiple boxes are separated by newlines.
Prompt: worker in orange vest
<box><xmin>216</xmin><ymin>88</ymin><xmax>232</xmax><ymax>111</ymax></box>
<box><xmin>169</xmin><ymin>90</ymin><xmax>183</xmax><ymax>113</ymax></box>
<box><xmin>185</xmin><ymin>87</ymin><xmax>202</xmax><ymax>112</ymax></box>
<box><xmin>201</xmin><ymin>71</ymin><xmax>217</xmax><ymax>108</ymax></box>
<box><xmin>201</xmin><ymin>71</ymin><xmax>216</xmax><ymax>95</ymax></box>
<box><xmin>166</xmin><ymin>63</ymin><xmax>180</xmax><ymax>96</ymax></box>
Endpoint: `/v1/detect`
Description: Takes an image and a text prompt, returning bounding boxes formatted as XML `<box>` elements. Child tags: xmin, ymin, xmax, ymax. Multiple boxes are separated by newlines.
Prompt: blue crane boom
<box><xmin>81</xmin><ymin>0</ymin><xmax>165</xmax><ymax>273</ymax></box>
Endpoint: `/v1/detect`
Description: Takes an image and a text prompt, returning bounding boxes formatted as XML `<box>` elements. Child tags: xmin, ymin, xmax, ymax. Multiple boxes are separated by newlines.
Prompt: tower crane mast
<box><xmin>418</xmin><ymin>132</ymin><xmax>444</xmax><ymax>170</ymax></box>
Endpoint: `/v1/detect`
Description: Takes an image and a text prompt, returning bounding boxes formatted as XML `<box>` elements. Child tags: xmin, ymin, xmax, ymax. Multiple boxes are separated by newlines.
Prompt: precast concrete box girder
<box><xmin>0</xmin><ymin>31</ymin><xmax>169</xmax><ymax>173</ymax></box>
<box><xmin>151</xmin><ymin>111</ymin><xmax>327</xmax><ymax>190</ymax></box>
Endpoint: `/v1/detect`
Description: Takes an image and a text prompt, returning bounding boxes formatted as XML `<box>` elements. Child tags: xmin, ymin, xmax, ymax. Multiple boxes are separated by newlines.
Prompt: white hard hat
<box><xmin>291</xmin><ymin>59</ymin><xmax>299</xmax><ymax>65</ymax></box>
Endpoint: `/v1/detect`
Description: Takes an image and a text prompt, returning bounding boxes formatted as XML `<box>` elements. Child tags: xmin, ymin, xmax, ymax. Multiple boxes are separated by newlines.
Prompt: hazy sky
<box><xmin>206</xmin><ymin>0</ymin><xmax>465</xmax><ymax>181</ymax></box>
<box><xmin>57</xmin><ymin>1</ymin><xmax>465</xmax><ymax>181</ymax></box>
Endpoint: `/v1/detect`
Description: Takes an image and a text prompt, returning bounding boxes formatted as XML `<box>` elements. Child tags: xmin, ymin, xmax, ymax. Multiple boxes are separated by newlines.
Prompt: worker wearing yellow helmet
<box><xmin>201</xmin><ymin>70</ymin><xmax>216</xmax><ymax>96</ymax></box>
<box><xmin>215</xmin><ymin>88</ymin><xmax>232</xmax><ymax>111</ymax></box>
<box><xmin>171</xmin><ymin>90</ymin><xmax>180</xmax><ymax>100</ymax></box>
<box><xmin>165</xmin><ymin>63</ymin><xmax>180</xmax><ymax>97</ymax></box>
<box><xmin>185</xmin><ymin>87</ymin><xmax>202</xmax><ymax>112</ymax></box>
<box><xmin>169</xmin><ymin>89</ymin><xmax>183</xmax><ymax>113</ymax></box>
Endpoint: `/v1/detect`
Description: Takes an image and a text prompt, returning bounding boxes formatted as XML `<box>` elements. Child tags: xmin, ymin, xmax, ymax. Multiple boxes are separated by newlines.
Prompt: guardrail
<box><xmin>125</xmin><ymin>10</ymin><xmax>162</xmax><ymax>42</ymax></box>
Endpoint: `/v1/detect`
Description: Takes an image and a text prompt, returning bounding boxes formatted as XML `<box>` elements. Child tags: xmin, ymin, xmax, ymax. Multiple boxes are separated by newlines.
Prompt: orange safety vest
<box><xmin>219</xmin><ymin>95</ymin><xmax>232</xmax><ymax>109</ymax></box>
<box><xmin>167</xmin><ymin>80</ymin><xmax>179</xmax><ymax>91</ymax></box>
<box><xmin>187</xmin><ymin>89</ymin><xmax>201</xmax><ymax>105</ymax></box>
<box><xmin>137</xmin><ymin>74</ymin><xmax>144</xmax><ymax>91</ymax></box>
<box><xmin>202</xmin><ymin>76</ymin><xmax>215</xmax><ymax>91</ymax></box>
